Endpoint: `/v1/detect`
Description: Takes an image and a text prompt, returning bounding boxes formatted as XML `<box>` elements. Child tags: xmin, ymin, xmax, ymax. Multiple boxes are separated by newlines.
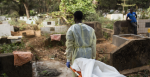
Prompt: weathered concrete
<box><xmin>26</xmin><ymin>18</ymin><xmax>36</xmax><ymax>24</ymax></box>
<box><xmin>0</xmin><ymin>24</ymin><xmax>11</xmax><ymax>37</ymax></box>
<box><xmin>113</xmin><ymin>34</ymin><xmax>144</xmax><ymax>47</ymax></box>
<box><xmin>114</xmin><ymin>21</ymin><xmax>134</xmax><ymax>35</ymax></box>
<box><xmin>84</xmin><ymin>22</ymin><xmax>103</xmax><ymax>39</ymax></box>
<box><xmin>41</xmin><ymin>26</ymin><xmax>68</xmax><ymax>35</ymax></box>
<box><xmin>137</xmin><ymin>19</ymin><xmax>150</xmax><ymax>34</ymax></box>
<box><xmin>0</xmin><ymin>53</ymin><xmax>32</xmax><ymax>77</ymax></box>
<box><xmin>0</xmin><ymin>16</ymin><xmax>6</xmax><ymax>21</ymax></box>
<box><xmin>42</xmin><ymin>21</ymin><xmax>55</xmax><ymax>26</ymax></box>
<box><xmin>110</xmin><ymin>38</ymin><xmax>150</xmax><ymax>71</ymax></box>
<box><xmin>107</xmin><ymin>14</ymin><xmax>124</xmax><ymax>20</ymax></box>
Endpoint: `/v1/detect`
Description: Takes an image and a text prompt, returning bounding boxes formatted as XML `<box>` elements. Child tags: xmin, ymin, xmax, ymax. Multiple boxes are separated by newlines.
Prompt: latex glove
<box><xmin>66</xmin><ymin>62</ymin><xmax>70</xmax><ymax>68</ymax></box>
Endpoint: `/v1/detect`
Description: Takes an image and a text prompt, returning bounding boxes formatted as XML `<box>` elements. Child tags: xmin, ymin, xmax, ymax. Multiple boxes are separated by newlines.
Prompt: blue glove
<box><xmin>66</xmin><ymin>62</ymin><xmax>70</xmax><ymax>68</ymax></box>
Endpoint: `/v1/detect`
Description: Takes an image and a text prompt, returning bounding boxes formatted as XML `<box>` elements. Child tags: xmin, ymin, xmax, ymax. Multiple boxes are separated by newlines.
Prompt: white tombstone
<box><xmin>41</xmin><ymin>26</ymin><xmax>69</xmax><ymax>34</ymax></box>
<box><xmin>24</xmin><ymin>16</ymin><xmax>28</xmax><ymax>21</ymax></box>
<box><xmin>38</xmin><ymin>14</ymin><xmax>41</xmax><ymax>16</ymax></box>
<box><xmin>2</xmin><ymin>21</ymin><xmax>9</xmax><ymax>24</ymax></box>
<box><xmin>42</xmin><ymin>21</ymin><xmax>55</xmax><ymax>27</ymax></box>
<box><xmin>107</xmin><ymin>14</ymin><xmax>124</xmax><ymax>20</ymax></box>
<box><xmin>10</xmin><ymin>26</ymin><xmax>14</xmax><ymax>32</ymax></box>
<box><xmin>34</xmin><ymin>16</ymin><xmax>38</xmax><ymax>20</ymax></box>
<box><xmin>0</xmin><ymin>16</ymin><xmax>6</xmax><ymax>21</ymax></box>
<box><xmin>20</xmin><ymin>17</ymin><xmax>23</xmax><ymax>20</ymax></box>
<box><xmin>8</xmin><ymin>18</ymin><xmax>11</xmax><ymax>20</ymax></box>
<box><xmin>26</xmin><ymin>18</ymin><xmax>36</xmax><ymax>24</ymax></box>
<box><xmin>0</xmin><ymin>24</ymin><xmax>11</xmax><ymax>37</ymax></box>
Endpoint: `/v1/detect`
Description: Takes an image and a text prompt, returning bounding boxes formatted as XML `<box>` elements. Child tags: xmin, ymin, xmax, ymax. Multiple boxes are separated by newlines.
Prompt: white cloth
<box><xmin>71</xmin><ymin>58</ymin><xmax>126</xmax><ymax>77</ymax></box>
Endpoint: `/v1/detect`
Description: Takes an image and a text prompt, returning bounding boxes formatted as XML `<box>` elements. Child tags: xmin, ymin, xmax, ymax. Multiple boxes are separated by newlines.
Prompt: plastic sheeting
<box><xmin>71</xmin><ymin>58</ymin><xmax>126</xmax><ymax>77</ymax></box>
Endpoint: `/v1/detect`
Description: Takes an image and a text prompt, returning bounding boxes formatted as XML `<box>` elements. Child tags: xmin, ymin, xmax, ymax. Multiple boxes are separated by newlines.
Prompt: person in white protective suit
<box><xmin>65</xmin><ymin>11</ymin><xmax>97</xmax><ymax>77</ymax></box>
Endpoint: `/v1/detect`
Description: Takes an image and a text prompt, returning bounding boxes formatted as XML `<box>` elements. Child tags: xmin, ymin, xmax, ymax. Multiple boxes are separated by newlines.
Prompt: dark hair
<box><xmin>74</xmin><ymin>11</ymin><xmax>83</xmax><ymax>20</ymax></box>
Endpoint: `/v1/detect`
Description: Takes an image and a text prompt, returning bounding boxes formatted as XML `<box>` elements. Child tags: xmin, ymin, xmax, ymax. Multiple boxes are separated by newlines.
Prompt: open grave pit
<box><xmin>113</xmin><ymin>34</ymin><xmax>144</xmax><ymax>47</ymax></box>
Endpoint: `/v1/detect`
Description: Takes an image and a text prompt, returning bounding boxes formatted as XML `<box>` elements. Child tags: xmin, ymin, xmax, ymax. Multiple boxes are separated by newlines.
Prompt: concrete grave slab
<box><xmin>24</xmin><ymin>17</ymin><xmax>28</xmax><ymax>21</ymax></box>
<box><xmin>0</xmin><ymin>16</ymin><xmax>6</xmax><ymax>21</ymax></box>
<box><xmin>113</xmin><ymin>34</ymin><xmax>144</xmax><ymax>47</ymax></box>
<box><xmin>114</xmin><ymin>21</ymin><xmax>134</xmax><ymax>35</ymax></box>
<box><xmin>20</xmin><ymin>17</ymin><xmax>24</xmax><ymax>20</ymax></box>
<box><xmin>110</xmin><ymin>38</ymin><xmax>150</xmax><ymax>71</ymax></box>
<box><xmin>26</xmin><ymin>18</ymin><xmax>36</xmax><ymax>24</ymax></box>
<box><xmin>107</xmin><ymin>14</ymin><xmax>124</xmax><ymax>20</ymax></box>
<box><xmin>41</xmin><ymin>26</ymin><xmax>69</xmax><ymax>35</ymax></box>
<box><xmin>137</xmin><ymin>19</ymin><xmax>150</xmax><ymax>34</ymax></box>
<box><xmin>10</xmin><ymin>26</ymin><xmax>14</xmax><ymax>32</ymax></box>
<box><xmin>0</xmin><ymin>53</ymin><xmax>32</xmax><ymax>77</ymax></box>
<box><xmin>0</xmin><ymin>24</ymin><xmax>11</xmax><ymax>37</ymax></box>
<box><xmin>42</xmin><ymin>21</ymin><xmax>55</xmax><ymax>27</ymax></box>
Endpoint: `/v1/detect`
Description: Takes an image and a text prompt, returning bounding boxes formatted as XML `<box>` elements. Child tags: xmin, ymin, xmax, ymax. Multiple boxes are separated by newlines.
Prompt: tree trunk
<box><xmin>23</xmin><ymin>3</ymin><xmax>30</xmax><ymax>19</ymax></box>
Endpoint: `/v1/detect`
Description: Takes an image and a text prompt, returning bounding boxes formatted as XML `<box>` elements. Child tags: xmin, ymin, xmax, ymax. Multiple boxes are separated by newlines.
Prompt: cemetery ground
<box><xmin>2</xmin><ymin>30</ymin><xmax>150</xmax><ymax>77</ymax></box>
<box><xmin>1</xmin><ymin>20</ymin><xmax>150</xmax><ymax>77</ymax></box>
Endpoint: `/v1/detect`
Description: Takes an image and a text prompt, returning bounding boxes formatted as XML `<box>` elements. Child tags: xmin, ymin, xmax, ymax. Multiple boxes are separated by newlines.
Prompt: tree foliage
<box><xmin>59</xmin><ymin>0</ymin><xmax>96</xmax><ymax>15</ymax></box>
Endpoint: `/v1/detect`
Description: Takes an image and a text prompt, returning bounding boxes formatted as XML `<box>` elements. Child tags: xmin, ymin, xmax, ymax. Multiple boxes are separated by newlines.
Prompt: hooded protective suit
<box><xmin>65</xmin><ymin>23</ymin><xmax>96</xmax><ymax>63</ymax></box>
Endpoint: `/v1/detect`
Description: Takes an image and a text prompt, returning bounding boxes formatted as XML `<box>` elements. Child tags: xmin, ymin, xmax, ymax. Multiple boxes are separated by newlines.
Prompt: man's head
<box><xmin>74</xmin><ymin>11</ymin><xmax>83</xmax><ymax>23</ymax></box>
<box><xmin>130</xmin><ymin>8</ymin><xmax>133</xmax><ymax>13</ymax></box>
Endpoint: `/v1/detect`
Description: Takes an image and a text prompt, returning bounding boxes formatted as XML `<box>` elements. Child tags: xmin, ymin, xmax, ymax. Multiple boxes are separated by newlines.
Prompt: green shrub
<box><xmin>8</xmin><ymin>19</ymin><xmax>26</xmax><ymax>26</ymax></box>
<box><xmin>0</xmin><ymin>42</ymin><xmax>25</xmax><ymax>53</ymax></box>
<box><xmin>84</xmin><ymin>13</ymin><xmax>100</xmax><ymax>22</ymax></box>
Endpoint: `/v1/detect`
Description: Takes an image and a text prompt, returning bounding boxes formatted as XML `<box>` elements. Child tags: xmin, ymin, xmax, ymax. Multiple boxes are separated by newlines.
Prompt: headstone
<box><xmin>41</xmin><ymin>26</ymin><xmax>69</xmax><ymax>34</ymax></box>
<box><xmin>42</xmin><ymin>21</ymin><xmax>55</xmax><ymax>27</ymax></box>
<box><xmin>0</xmin><ymin>16</ymin><xmax>6</xmax><ymax>21</ymax></box>
<box><xmin>24</xmin><ymin>17</ymin><xmax>27</xmax><ymax>21</ymax></box>
<box><xmin>10</xmin><ymin>26</ymin><xmax>14</xmax><ymax>32</ymax></box>
<box><xmin>34</xmin><ymin>16</ymin><xmax>38</xmax><ymax>20</ymax></box>
<box><xmin>84</xmin><ymin>22</ymin><xmax>103</xmax><ymax>39</ymax></box>
<box><xmin>114</xmin><ymin>20</ymin><xmax>134</xmax><ymax>35</ymax></box>
<box><xmin>0</xmin><ymin>24</ymin><xmax>11</xmax><ymax>37</ymax></box>
<box><xmin>8</xmin><ymin>18</ymin><xmax>11</xmax><ymax>20</ymax></box>
<box><xmin>20</xmin><ymin>17</ymin><xmax>23</xmax><ymax>20</ymax></box>
<box><xmin>107</xmin><ymin>14</ymin><xmax>124</xmax><ymax>20</ymax></box>
<box><xmin>26</xmin><ymin>18</ymin><xmax>36</xmax><ymax>24</ymax></box>
<box><xmin>110</xmin><ymin>38</ymin><xmax>150</xmax><ymax>71</ymax></box>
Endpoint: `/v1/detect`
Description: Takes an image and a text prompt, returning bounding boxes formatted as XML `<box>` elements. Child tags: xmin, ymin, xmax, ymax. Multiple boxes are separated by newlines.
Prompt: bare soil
<box><xmin>11</xmin><ymin>30</ymin><xmax>117</xmax><ymax>64</ymax></box>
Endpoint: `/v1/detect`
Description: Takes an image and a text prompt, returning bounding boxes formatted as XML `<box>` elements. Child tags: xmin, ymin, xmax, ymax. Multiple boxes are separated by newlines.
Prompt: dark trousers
<box><xmin>131</xmin><ymin>22</ymin><xmax>137</xmax><ymax>35</ymax></box>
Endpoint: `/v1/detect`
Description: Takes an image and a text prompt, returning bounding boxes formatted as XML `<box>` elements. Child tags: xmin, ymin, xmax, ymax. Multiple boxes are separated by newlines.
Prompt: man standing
<box><xmin>65</xmin><ymin>11</ymin><xmax>96</xmax><ymax>77</ymax></box>
<box><xmin>126</xmin><ymin>8</ymin><xmax>138</xmax><ymax>35</ymax></box>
